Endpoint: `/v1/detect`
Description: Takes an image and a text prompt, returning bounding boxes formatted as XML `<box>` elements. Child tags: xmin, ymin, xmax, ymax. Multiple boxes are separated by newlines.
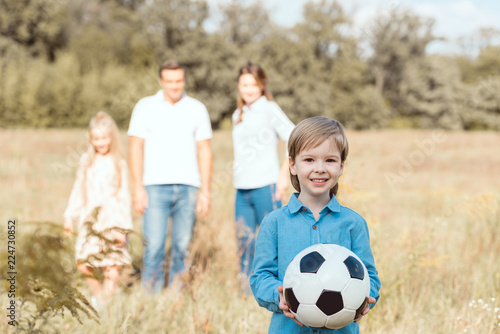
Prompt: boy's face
<box><xmin>289</xmin><ymin>139</ymin><xmax>344</xmax><ymax>202</ymax></box>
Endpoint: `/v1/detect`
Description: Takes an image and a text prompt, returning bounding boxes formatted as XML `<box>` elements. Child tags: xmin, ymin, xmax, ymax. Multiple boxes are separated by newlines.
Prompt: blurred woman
<box><xmin>232</xmin><ymin>62</ymin><xmax>295</xmax><ymax>283</ymax></box>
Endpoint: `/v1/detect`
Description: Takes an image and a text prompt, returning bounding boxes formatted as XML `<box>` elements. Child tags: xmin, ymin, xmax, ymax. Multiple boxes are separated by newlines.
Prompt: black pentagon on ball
<box><xmin>316</xmin><ymin>290</ymin><xmax>344</xmax><ymax>316</ymax></box>
<box><xmin>284</xmin><ymin>288</ymin><xmax>300</xmax><ymax>313</ymax></box>
<box><xmin>299</xmin><ymin>251</ymin><xmax>325</xmax><ymax>273</ymax></box>
<box><xmin>343</xmin><ymin>255</ymin><xmax>365</xmax><ymax>280</ymax></box>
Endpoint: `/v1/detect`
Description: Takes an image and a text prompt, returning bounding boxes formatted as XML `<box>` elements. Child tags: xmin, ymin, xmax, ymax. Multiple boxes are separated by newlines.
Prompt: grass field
<box><xmin>0</xmin><ymin>128</ymin><xmax>499</xmax><ymax>333</ymax></box>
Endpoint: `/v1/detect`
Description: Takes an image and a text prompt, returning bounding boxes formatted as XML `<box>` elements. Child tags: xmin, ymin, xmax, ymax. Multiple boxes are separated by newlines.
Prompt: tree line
<box><xmin>1</xmin><ymin>0</ymin><xmax>499</xmax><ymax>130</ymax></box>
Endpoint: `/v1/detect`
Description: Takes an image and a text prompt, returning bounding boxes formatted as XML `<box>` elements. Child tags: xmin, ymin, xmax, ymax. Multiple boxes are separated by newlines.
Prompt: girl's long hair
<box><xmin>82</xmin><ymin>111</ymin><xmax>124</xmax><ymax>204</ymax></box>
<box><xmin>236</xmin><ymin>62</ymin><xmax>273</xmax><ymax>124</ymax></box>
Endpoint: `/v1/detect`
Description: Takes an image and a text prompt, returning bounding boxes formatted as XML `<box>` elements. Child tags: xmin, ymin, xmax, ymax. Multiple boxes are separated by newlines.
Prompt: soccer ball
<box><xmin>283</xmin><ymin>243</ymin><xmax>370</xmax><ymax>329</ymax></box>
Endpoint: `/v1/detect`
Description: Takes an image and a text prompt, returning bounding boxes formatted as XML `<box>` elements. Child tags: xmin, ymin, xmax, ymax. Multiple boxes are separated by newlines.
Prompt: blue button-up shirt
<box><xmin>250</xmin><ymin>193</ymin><xmax>381</xmax><ymax>334</ymax></box>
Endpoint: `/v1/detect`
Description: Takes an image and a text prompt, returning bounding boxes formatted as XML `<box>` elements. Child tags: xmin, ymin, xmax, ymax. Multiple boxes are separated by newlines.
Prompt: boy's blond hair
<box><xmin>288</xmin><ymin>117</ymin><xmax>349</xmax><ymax>196</ymax></box>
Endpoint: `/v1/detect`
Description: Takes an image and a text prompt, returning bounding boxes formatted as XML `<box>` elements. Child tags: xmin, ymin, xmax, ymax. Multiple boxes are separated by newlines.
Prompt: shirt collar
<box><xmin>242</xmin><ymin>95</ymin><xmax>267</xmax><ymax>112</ymax></box>
<box><xmin>288</xmin><ymin>193</ymin><xmax>341</xmax><ymax>214</ymax></box>
<box><xmin>323</xmin><ymin>195</ymin><xmax>341</xmax><ymax>213</ymax></box>
<box><xmin>287</xmin><ymin>193</ymin><xmax>304</xmax><ymax>214</ymax></box>
<box><xmin>156</xmin><ymin>90</ymin><xmax>187</xmax><ymax>104</ymax></box>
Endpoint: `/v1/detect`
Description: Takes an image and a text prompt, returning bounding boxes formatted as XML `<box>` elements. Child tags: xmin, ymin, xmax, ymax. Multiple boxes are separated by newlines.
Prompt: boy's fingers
<box><xmin>293</xmin><ymin>318</ymin><xmax>304</xmax><ymax>327</ymax></box>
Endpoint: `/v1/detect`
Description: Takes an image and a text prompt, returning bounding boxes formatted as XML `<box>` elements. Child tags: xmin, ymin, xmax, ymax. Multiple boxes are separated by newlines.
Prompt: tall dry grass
<box><xmin>0</xmin><ymin>128</ymin><xmax>499</xmax><ymax>333</ymax></box>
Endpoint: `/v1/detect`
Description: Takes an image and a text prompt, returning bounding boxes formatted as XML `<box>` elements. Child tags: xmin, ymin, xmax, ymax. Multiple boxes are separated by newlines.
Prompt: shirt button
<box><xmin>312</xmin><ymin>225</ymin><xmax>317</xmax><ymax>230</ymax></box>
<box><xmin>303</xmin><ymin>208</ymin><xmax>307</xmax><ymax>212</ymax></box>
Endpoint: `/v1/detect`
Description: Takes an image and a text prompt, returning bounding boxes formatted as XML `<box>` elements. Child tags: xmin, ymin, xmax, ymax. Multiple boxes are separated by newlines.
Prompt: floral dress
<box><xmin>64</xmin><ymin>153</ymin><xmax>133</xmax><ymax>267</ymax></box>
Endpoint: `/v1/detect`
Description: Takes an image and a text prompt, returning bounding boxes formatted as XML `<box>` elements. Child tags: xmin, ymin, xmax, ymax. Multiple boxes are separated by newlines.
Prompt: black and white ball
<box><xmin>283</xmin><ymin>243</ymin><xmax>371</xmax><ymax>329</ymax></box>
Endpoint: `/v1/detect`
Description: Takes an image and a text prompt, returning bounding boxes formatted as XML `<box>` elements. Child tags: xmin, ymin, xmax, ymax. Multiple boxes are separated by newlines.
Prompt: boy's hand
<box><xmin>278</xmin><ymin>286</ymin><xmax>304</xmax><ymax>327</ymax></box>
<box><xmin>354</xmin><ymin>296</ymin><xmax>376</xmax><ymax>323</ymax></box>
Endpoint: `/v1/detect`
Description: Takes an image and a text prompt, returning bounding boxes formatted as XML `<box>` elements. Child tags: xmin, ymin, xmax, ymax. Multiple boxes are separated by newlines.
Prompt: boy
<box><xmin>250</xmin><ymin>117</ymin><xmax>381</xmax><ymax>333</ymax></box>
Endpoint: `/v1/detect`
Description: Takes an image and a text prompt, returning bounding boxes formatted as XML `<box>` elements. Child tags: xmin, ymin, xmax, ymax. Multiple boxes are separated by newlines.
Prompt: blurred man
<box><xmin>128</xmin><ymin>60</ymin><xmax>212</xmax><ymax>293</ymax></box>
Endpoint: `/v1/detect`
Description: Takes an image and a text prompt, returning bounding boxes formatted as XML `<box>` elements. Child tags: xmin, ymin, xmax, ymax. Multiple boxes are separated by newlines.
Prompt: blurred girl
<box><xmin>232</xmin><ymin>62</ymin><xmax>295</xmax><ymax>281</ymax></box>
<box><xmin>64</xmin><ymin>111</ymin><xmax>133</xmax><ymax>306</ymax></box>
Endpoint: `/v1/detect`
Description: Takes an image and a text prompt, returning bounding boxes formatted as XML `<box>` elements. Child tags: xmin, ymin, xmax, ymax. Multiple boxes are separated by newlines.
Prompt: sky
<box><xmin>207</xmin><ymin>0</ymin><xmax>500</xmax><ymax>54</ymax></box>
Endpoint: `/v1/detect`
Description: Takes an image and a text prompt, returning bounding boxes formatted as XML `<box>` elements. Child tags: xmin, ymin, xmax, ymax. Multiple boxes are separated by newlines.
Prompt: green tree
<box><xmin>249</xmin><ymin>29</ymin><xmax>331</xmax><ymax>124</ymax></box>
<box><xmin>138</xmin><ymin>0</ymin><xmax>209</xmax><ymax>53</ymax></box>
<box><xmin>67</xmin><ymin>0</ymin><xmax>152</xmax><ymax>73</ymax></box>
<box><xmin>457</xmin><ymin>27</ymin><xmax>500</xmax><ymax>56</ymax></box>
<box><xmin>461</xmin><ymin>76</ymin><xmax>500</xmax><ymax>130</ymax></box>
<box><xmin>455</xmin><ymin>55</ymin><xmax>477</xmax><ymax>84</ymax></box>
<box><xmin>179</xmin><ymin>32</ymin><xmax>241</xmax><ymax>127</ymax></box>
<box><xmin>329</xmin><ymin>56</ymin><xmax>390</xmax><ymax>129</ymax></box>
<box><xmin>398</xmin><ymin>55</ymin><xmax>465</xmax><ymax>129</ymax></box>
<box><xmin>294</xmin><ymin>0</ymin><xmax>348</xmax><ymax>62</ymax></box>
<box><xmin>219</xmin><ymin>0</ymin><xmax>271</xmax><ymax>47</ymax></box>
<box><xmin>0</xmin><ymin>0</ymin><xmax>70</xmax><ymax>61</ymax></box>
<box><xmin>456</xmin><ymin>28</ymin><xmax>500</xmax><ymax>86</ymax></box>
<box><xmin>474</xmin><ymin>45</ymin><xmax>500</xmax><ymax>79</ymax></box>
<box><xmin>368</xmin><ymin>7</ymin><xmax>439</xmax><ymax>113</ymax></box>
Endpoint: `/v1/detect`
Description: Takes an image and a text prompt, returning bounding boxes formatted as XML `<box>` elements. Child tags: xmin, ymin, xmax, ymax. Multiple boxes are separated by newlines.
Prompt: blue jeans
<box><xmin>235</xmin><ymin>184</ymin><xmax>281</xmax><ymax>277</ymax></box>
<box><xmin>142</xmin><ymin>184</ymin><xmax>198</xmax><ymax>292</ymax></box>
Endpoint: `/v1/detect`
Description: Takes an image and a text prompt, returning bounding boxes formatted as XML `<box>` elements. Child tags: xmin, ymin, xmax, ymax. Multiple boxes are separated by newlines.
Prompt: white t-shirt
<box><xmin>232</xmin><ymin>96</ymin><xmax>295</xmax><ymax>189</ymax></box>
<box><xmin>128</xmin><ymin>90</ymin><xmax>212</xmax><ymax>187</ymax></box>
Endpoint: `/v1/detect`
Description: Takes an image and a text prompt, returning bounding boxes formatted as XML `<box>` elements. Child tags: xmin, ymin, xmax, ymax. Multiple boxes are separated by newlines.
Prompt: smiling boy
<box><xmin>250</xmin><ymin>117</ymin><xmax>381</xmax><ymax>334</ymax></box>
